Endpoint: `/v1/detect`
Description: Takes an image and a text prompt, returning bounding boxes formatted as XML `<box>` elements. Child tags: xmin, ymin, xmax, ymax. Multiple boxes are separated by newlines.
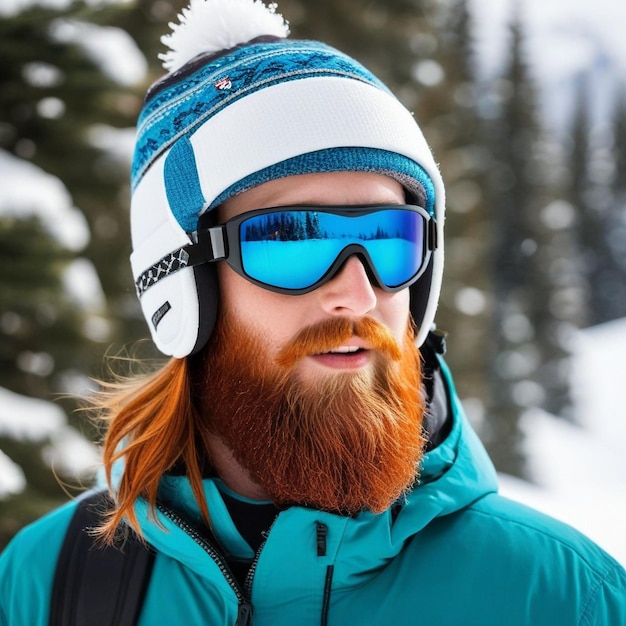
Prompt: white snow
<box><xmin>62</xmin><ymin>258</ymin><xmax>107</xmax><ymax>311</ymax></box>
<box><xmin>0</xmin><ymin>2</ymin><xmax>147</xmax><ymax>88</ymax></box>
<box><xmin>0</xmin><ymin>450</ymin><xmax>26</xmax><ymax>499</ymax></box>
<box><xmin>499</xmin><ymin>318</ymin><xmax>626</xmax><ymax>566</ymax></box>
<box><xmin>86</xmin><ymin>125</ymin><xmax>136</xmax><ymax>164</ymax></box>
<box><xmin>62</xmin><ymin>258</ymin><xmax>112</xmax><ymax>342</ymax></box>
<box><xmin>0</xmin><ymin>387</ymin><xmax>66</xmax><ymax>441</ymax></box>
<box><xmin>0</xmin><ymin>149</ymin><xmax>89</xmax><ymax>251</ymax></box>
<box><xmin>49</xmin><ymin>19</ymin><xmax>147</xmax><ymax>87</ymax></box>
<box><xmin>42</xmin><ymin>426</ymin><xmax>101</xmax><ymax>477</ymax></box>
<box><xmin>0</xmin><ymin>151</ymin><xmax>111</xmax><ymax>325</ymax></box>
<box><xmin>471</xmin><ymin>0</ymin><xmax>626</xmax><ymax>78</ymax></box>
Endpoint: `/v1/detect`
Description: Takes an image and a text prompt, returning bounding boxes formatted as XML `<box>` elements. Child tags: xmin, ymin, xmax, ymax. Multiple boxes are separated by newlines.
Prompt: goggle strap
<box><xmin>428</xmin><ymin>218</ymin><xmax>438</xmax><ymax>250</ymax></box>
<box><xmin>135</xmin><ymin>226</ymin><xmax>226</xmax><ymax>298</ymax></box>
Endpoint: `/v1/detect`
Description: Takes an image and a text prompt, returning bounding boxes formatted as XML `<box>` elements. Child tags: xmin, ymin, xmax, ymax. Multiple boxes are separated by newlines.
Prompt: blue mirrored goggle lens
<box><xmin>239</xmin><ymin>209</ymin><xmax>426</xmax><ymax>290</ymax></box>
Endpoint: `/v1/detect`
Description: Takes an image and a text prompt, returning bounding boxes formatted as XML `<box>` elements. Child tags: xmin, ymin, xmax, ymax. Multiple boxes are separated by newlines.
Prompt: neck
<box><xmin>205</xmin><ymin>432</ymin><xmax>270</xmax><ymax>501</ymax></box>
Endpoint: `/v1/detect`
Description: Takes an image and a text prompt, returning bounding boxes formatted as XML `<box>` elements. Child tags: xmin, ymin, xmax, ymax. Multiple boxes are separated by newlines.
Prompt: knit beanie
<box><xmin>130</xmin><ymin>0</ymin><xmax>446</xmax><ymax>357</ymax></box>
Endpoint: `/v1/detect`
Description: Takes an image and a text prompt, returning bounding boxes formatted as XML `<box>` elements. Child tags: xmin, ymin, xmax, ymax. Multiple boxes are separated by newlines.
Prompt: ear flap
<box><xmin>130</xmin><ymin>142</ymin><xmax>218</xmax><ymax>358</ymax></box>
<box><xmin>129</xmin><ymin>221</ymin><xmax>203</xmax><ymax>358</ymax></box>
<box><xmin>189</xmin><ymin>263</ymin><xmax>219</xmax><ymax>355</ymax></box>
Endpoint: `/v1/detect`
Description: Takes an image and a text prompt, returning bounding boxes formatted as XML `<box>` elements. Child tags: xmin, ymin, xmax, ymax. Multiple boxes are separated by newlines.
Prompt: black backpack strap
<box><xmin>50</xmin><ymin>490</ymin><xmax>155</xmax><ymax>626</ymax></box>
<box><xmin>421</xmin><ymin>328</ymin><xmax>451</xmax><ymax>451</ymax></box>
<box><xmin>421</xmin><ymin>327</ymin><xmax>447</xmax><ymax>398</ymax></box>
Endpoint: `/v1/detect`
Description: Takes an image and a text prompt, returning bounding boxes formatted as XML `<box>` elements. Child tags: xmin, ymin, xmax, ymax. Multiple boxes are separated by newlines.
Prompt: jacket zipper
<box><xmin>321</xmin><ymin>565</ymin><xmax>334</xmax><ymax>626</ymax></box>
<box><xmin>243</xmin><ymin>532</ymin><xmax>267</xmax><ymax>598</ymax></box>
<box><xmin>316</xmin><ymin>522</ymin><xmax>332</xmax><ymax>626</ymax></box>
<box><xmin>157</xmin><ymin>503</ymin><xmax>253</xmax><ymax>626</ymax></box>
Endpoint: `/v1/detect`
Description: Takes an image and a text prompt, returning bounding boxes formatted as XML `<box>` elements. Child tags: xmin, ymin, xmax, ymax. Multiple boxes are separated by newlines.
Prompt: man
<box><xmin>1</xmin><ymin>0</ymin><xmax>625</xmax><ymax>624</ymax></box>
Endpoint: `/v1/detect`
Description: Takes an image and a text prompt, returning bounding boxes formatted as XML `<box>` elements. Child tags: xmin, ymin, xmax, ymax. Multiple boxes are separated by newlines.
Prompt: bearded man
<box><xmin>1</xmin><ymin>1</ymin><xmax>625</xmax><ymax>625</ymax></box>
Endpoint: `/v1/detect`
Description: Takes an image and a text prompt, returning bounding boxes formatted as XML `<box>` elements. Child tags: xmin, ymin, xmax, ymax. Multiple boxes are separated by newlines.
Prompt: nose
<box><xmin>318</xmin><ymin>255</ymin><xmax>377</xmax><ymax>317</ymax></box>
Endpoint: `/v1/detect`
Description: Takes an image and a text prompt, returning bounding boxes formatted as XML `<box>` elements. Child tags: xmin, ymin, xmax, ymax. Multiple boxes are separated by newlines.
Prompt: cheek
<box><xmin>382</xmin><ymin>289</ymin><xmax>412</xmax><ymax>343</ymax></box>
<box><xmin>217</xmin><ymin>264</ymin><xmax>268</xmax><ymax>326</ymax></box>
<box><xmin>217</xmin><ymin>264</ymin><xmax>306</xmax><ymax>345</ymax></box>
<box><xmin>216</xmin><ymin>263</ymin><xmax>240</xmax><ymax>316</ymax></box>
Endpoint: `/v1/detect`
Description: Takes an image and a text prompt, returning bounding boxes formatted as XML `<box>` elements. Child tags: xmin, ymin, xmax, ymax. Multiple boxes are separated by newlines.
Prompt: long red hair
<box><xmin>95</xmin><ymin>357</ymin><xmax>210</xmax><ymax>543</ymax></box>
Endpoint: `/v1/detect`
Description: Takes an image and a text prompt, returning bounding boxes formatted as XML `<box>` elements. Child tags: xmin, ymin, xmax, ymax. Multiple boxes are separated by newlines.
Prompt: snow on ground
<box><xmin>499</xmin><ymin>318</ymin><xmax>626</xmax><ymax>566</ymax></box>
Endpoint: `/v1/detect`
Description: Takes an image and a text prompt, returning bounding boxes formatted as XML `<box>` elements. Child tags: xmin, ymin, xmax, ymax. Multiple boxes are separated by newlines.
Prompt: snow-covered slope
<box><xmin>500</xmin><ymin>318</ymin><xmax>626</xmax><ymax>566</ymax></box>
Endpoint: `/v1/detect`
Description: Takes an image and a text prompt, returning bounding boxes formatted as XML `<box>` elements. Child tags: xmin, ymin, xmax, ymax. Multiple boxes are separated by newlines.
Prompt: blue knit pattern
<box><xmin>131</xmin><ymin>40</ymin><xmax>390</xmax><ymax>190</ymax></box>
<box><xmin>209</xmin><ymin>147</ymin><xmax>436</xmax><ymax>218</ymax></box>
<box><xmin>164</xmin><ymin>136</ymin><xmax>206</xmax><ymax>231</ymax></box>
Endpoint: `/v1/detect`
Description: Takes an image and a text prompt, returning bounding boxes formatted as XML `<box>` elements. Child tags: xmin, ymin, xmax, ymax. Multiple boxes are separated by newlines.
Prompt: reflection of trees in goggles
<box><xmin>219</xmin><ymin>205</ymin><xmax>436</xmax><ymax>294</ymax></box>
<box><xmin>134</xmin><ymin>205</ymin><xmax>437</xmax><ymax>299</ymax></box>
<box><xmin>242</xmin><ymin>210</ymin><xmax>418</xmax><ymax>244</ymax></box>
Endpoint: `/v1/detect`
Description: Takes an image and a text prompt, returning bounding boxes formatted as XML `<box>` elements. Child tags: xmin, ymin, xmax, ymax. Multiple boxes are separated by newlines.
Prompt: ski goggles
<box><xmin>135</xmin><ymin>205</ymin><xmax>437</xmax><ymax>298</ymax></box>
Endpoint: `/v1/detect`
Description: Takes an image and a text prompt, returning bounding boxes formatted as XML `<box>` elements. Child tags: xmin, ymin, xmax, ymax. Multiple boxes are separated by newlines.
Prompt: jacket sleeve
<box><xmin>583</xmin><ymin>562</ymin><xmax>626</xmax><ymax>626</ymax></box>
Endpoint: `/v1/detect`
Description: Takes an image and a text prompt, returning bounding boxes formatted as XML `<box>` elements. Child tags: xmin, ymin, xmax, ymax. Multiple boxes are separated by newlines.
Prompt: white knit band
<box><xmin>188</xmin><ymin>76</ymin><xmax>439</xmax><ymax>210</ymax></box>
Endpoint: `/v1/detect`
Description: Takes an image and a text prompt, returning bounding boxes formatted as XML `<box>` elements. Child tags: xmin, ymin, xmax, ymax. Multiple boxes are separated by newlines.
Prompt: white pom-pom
<box><xmin>160</xmin><ymin>0</ymin><xmax>290</xmax><ymax>73</ymax></box>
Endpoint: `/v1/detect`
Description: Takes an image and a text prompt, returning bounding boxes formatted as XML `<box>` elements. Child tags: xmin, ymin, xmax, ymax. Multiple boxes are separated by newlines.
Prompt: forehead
<box><xmin>218</xmin><ymin>171</ymin><xmax>406</xmax><ymax>222</ymax></box>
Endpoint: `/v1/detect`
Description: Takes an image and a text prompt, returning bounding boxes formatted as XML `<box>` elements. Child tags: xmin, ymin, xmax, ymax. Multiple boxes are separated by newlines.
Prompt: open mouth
<box><xmin>309</xmin><ymin>345</ymin><xmax>371</xmax><ymax>370</ymax></box>
<box><xmin>327</xmin><ymin>346</ymin><xmax>363</xmax><ymax>354</ymax></box>
<box><xmin>316</xmin><ymin>346</ymin><xmax>365</xmax><ymax>355</ymax></box>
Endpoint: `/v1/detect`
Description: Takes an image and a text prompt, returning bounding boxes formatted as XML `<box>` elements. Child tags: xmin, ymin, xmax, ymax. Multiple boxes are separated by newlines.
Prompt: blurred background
<box><xmin>0</xmin><ymin>0</ymin><xmax>625</xmax><ymax>562</ymax></box>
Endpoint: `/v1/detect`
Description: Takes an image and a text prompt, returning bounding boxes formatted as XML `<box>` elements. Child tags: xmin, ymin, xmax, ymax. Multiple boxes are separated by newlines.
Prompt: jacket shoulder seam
<box><xmin>466</xmin><ymin>499</ymin><xmax>617</xmax><ymax>578</ymax></box>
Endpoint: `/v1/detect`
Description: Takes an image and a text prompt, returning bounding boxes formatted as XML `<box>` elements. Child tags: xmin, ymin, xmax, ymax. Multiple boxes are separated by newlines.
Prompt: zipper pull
<box><xmin>316</xmin><ymin>522</ymin><xmax>328</xmax><ymax>557</ymax></box>
<box><xmin>236</xmin><ymin>601</ymin><xmax>253</xmax><ymax>626</ymax></box>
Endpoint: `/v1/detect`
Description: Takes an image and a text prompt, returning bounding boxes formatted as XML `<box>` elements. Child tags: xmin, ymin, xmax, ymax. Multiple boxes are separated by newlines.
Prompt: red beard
<box><xmin>194</xmin><ymin>315</ymin><xmax>426</xmax><ymax>515</ymax></box>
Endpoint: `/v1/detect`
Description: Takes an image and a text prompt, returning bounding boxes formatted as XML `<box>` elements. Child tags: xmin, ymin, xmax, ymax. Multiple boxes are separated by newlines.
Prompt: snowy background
<box><xmin>469</xmin><ymin>0</ymin><xmax>626</xmax><ymax>566</ymax></box>
<box><xmin>499</xmin><ymin>319</ymin><xmax>626</xmax><ymax>566</ymax></box>
<box><xmin>0</xmin><ymin>0</ymin><xmax>624</xmax><ymax>565</ymax></box>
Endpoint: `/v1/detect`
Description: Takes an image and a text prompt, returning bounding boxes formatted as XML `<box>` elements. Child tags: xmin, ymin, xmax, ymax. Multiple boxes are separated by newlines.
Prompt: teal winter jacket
<box><xmin>1</xmin><ymin>360</ymin><xmax>625</xmax><ymax>625</ymax></box>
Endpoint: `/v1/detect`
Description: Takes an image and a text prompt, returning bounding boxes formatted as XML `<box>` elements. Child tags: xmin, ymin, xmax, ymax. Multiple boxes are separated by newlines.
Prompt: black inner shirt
<box><xmin>218</xmin><ymin>490</ymin><xmax>279</xmax><ymax>587</ymax></box>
